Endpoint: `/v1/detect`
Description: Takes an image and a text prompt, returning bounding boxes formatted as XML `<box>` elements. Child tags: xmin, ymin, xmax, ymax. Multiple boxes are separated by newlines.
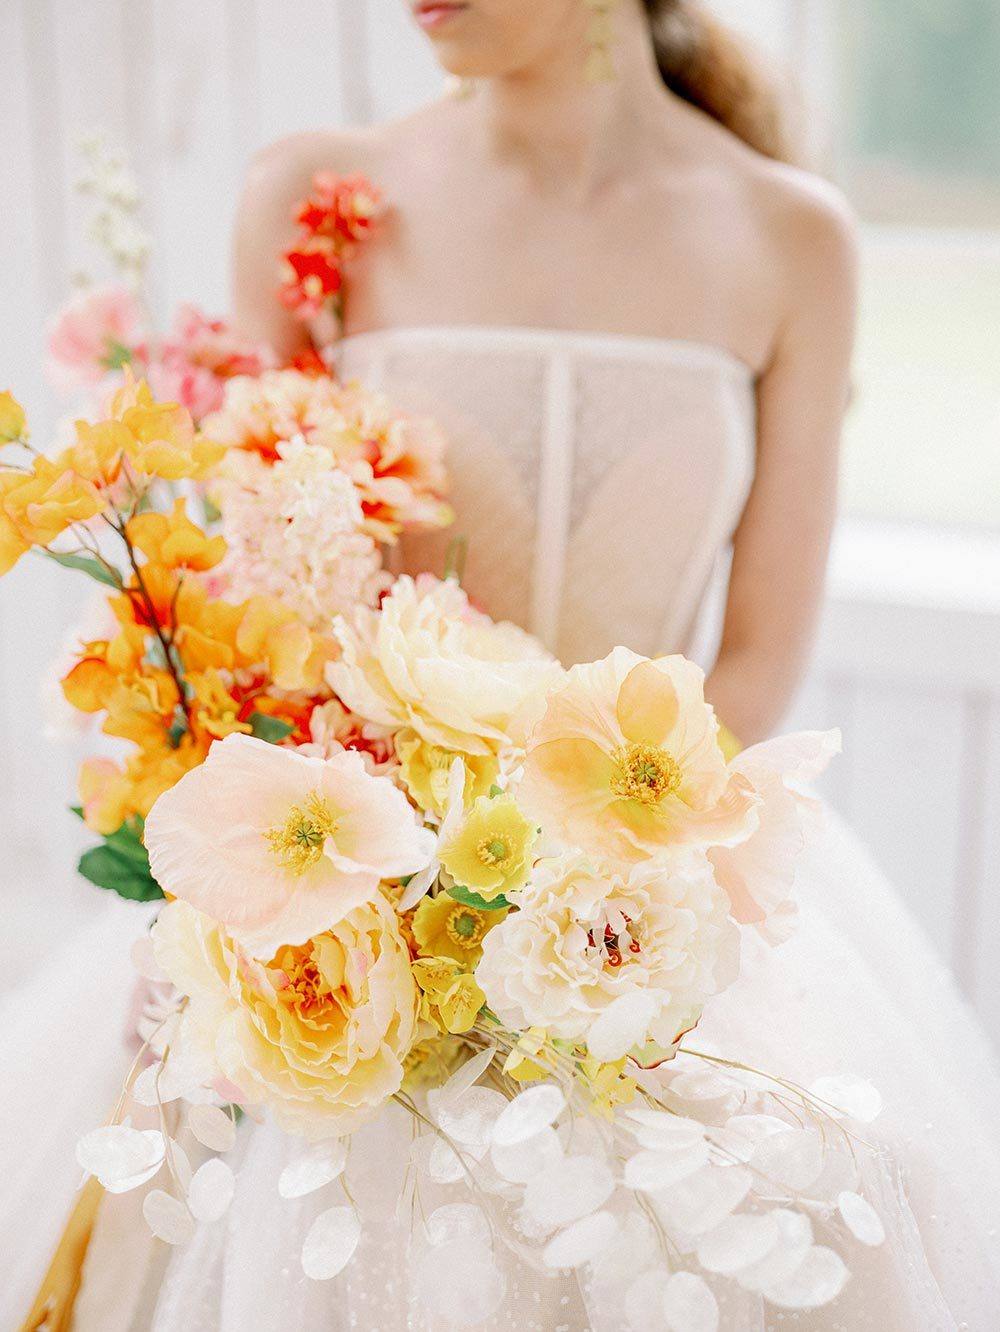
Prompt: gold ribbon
<box><xmin>20</xmin><ymin>1179</ymin><xmax>104</xmax><ymax>1332</ymax></box>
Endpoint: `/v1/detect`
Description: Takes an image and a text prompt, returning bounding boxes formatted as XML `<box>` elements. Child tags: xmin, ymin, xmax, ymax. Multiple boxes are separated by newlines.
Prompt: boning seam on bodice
<box><xmin>529</xmin><ymin>348</ymin><xmax>575</xmax><ymax>646</ymax></box>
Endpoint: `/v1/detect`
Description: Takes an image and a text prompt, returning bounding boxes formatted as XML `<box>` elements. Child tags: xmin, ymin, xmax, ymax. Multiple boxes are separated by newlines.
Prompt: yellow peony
<box><xmin>412</xmin><ymin>893</ymin><xmax>507</xmax><ymax>964</ymax></box>
<box><xmin>152</xmin><ymin>897</ymin><xmax>419</xmax><ymax>1138</ymax></box>
<box><xmin>519</xmin><ymin>647</ymin><xmax>759</xmax><ymax>863</ymax></box>
<box><xmin>438</xmin><ymin>793</ymin><xmax>536</xmax><ymax>901</ymax></box>
<box><xmin>328</xmin><ymin>574</ymin><xmax>561</xmax><ymax>759</ymax></box>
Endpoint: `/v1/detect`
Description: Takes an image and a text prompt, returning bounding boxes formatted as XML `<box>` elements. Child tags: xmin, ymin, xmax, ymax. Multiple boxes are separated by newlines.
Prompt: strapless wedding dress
<box><xmin>2</xmin><ymin>326</ymin><xmax>999</xmax><ymax>1331</ymax></box>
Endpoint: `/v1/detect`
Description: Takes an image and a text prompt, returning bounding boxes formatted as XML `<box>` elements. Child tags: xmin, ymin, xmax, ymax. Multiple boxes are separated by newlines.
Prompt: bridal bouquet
<box><xmin>1</xmin><ymin>370</ymin><xmax>885</xmax><ymax>1322</ymax></box>
<box><xmin>2</xmin><ymin>161</ymin><xmax>889</xmax><ymax>1327</ymax></box>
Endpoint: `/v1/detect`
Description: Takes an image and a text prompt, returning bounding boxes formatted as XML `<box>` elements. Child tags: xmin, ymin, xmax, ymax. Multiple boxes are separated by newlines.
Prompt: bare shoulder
<box><xmin>241</xmin><ymin>126</ymin><xmax>386</xmax><ymax>218</ymax></box>
<box><xmin>747</xmin><ymin>158</ymin><xmax>860</xmax><ymax>296</ymax></box>
<box><xmin>242</xmin><ymin>100</ymin><xmax>453</xmax><ymax>205</ymax></box>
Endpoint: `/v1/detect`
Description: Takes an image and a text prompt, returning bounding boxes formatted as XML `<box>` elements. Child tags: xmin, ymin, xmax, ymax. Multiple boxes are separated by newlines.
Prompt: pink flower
<box><xmin>145</xmin><ymin>306</ymin><xmax>274</xmax><ymax>423</ymax></box>
<box><xmin>47</xmin><ymin>286</ymin><xmax>146</xmax><ymax>390</ymax></box>
<box><xmin>709</xmin><ymin>730</ymin><xmax>840</xmax><ymax>944</ymax></box>
<box><xmin>144</xmin><ymin>733</ymin><xmax>436</xmax><ymax>957</ymax></box>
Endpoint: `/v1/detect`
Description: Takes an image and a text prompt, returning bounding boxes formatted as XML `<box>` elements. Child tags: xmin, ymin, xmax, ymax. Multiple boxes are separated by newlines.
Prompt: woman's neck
<box><xmin>471</xmin><ymin>3</ymin><xmax>669</xmax><ymax>193</ymax></box>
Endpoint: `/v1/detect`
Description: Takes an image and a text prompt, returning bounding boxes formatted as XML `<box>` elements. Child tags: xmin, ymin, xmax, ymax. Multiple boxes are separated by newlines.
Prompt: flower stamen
<box><xmin>444</xmin><ymin>904</ymin><xmax>488</xmax><ymax>950</ymax></box>
<box><xmin>264</xmin><ymin>790</ymin><xmax>338</xmax><ymax>875</ymax></box>
<box><xmin>476</xmin><ymin>836</ymin><xmax>512</xmax><ymax>869</ymax></box>
<box><xmin>610</xmin><ymin>742</ymin><xmax>682</xmax><ymax>805</ymax></box>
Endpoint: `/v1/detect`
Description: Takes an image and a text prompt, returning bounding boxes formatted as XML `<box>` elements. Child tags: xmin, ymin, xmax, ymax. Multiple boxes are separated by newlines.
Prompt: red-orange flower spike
<box><xmin>279</xmin><ymin>173</ymin><xmax>381</xmax><ymax>326</ymax></box>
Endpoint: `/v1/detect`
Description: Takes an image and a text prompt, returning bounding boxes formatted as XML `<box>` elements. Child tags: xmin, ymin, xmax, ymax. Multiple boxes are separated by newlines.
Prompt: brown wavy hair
<box><xmin>641</xmin><ymin>0</ymin><xmax>798</xmax><ymax>164</ymax></box>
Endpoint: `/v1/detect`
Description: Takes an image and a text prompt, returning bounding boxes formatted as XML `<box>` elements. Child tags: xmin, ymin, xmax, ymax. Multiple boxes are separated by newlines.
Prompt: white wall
<box><xmin>2</xmin><ymin>0</ymin><xmax>999</xmax><ymax>1042</ymax></box>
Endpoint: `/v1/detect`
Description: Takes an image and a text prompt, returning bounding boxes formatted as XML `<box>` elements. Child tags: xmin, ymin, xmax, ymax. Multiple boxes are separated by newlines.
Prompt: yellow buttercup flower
<box><xmin>79</xmin><ymin>757</ymin><xmax>133</xmax><ymax>836</ymax></box>
<box><xmin>578</xmin><ymin>1054</ymin><xmax>638</xmax><ymax>1119</ymax></box>
<box><xmin>395</xmin><ymin>727</ymin><xmax>498</xmax><ymax>817</ymax></box>
<box><xmin>63</xmin><ymin>376</ymin><xmax>222</xmax><ymax>496</ymax></box>
<box><xmin>438</xmin><ymin>793</ymin><xmax>536</xmax><ymax>901</ymax></box>
<box><xmin>103</xmin><ymin>375</ymin><xmax>223</xmax><ymax>481</ymax></box>
<box><xmin>411</xmin><ymin>956</ymin><xmax>486</xmax><ymax>1035</ymax></box>
<box><xmin>127</xmin><ymin>498</ymin><xmax>227</xmax><ymax>572</ymax></box>
<box><xmin>0</xmin><ymin>391</ymin><xmax>27</xmax><ymax>443</ymax></box>
<box><xmin>412</xmin><ymin>893</ymin><xmax>507</xmax><ymax>965</ymax></box>
<box><xmin>501</xmin><ymin>1027</ymin><xmax>551</xmax><ymax>1084</ymax></box>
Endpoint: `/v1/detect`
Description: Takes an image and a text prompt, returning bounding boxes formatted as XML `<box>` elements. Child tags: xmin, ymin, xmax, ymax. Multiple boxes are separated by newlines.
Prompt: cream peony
<box><xmin>475</xmin><ymin>851</ymin><xmax>740</xmax><ymax>1058</ymax></box>
<box><xmin>145</xmin><ymin>733</ymin><xmax>435</xmax><ymax>957</ymax></box>
<box><xmin>152</xmin><ymin>897</ymin><xmax>418</xmax><ymax>1138</ymax></box>
<box><xmin>710</xmin><ymin>730</ymin><xmax>840</xmax><ymax>945</ymax></box>
<box><xmin>518</xmin><ymin>647</ymin><xmax>759</xmax><ymax>863</ymax></box>
<box><xmin>327</xmin><ymin>575</ymin><xmax>561</xmax><ymax>758</ymax></box>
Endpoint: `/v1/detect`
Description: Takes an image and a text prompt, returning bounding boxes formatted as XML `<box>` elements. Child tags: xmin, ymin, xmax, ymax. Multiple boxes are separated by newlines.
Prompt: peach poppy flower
<box><xmin>144</xmin><ymin>733</ymin><xmax>436</xmax><ymax>956</ymax></box>
<box><xmin>519</xmin><ymin>648</ymin><xmax>759</xmax><ymax>864</ymax></box>
<box><xmin>709</xmin><ymin>730</ymin><xmax>840</xmax><ymax>944</ymax></box>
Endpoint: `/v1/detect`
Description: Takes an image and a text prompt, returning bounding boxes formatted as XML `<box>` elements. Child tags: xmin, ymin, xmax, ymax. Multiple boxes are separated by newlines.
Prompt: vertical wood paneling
<box><xmin>50</xmin><ymin>0</ymin><xmax>132</xmax><ymax>283</ymax></box>
<box><xmin>1</xmin><ymin>1</ymin><xmax>85</xmax><ymax>878</ymax></box>
<box><xmin>146</xmin><ymin>0</ymin><xmax>242</xmax><ymax>317</ymax></box>
<box><xmin>363</xmin><ymin>0</ymin><xmax>443</xmax><ymax>122</ymax></box>
<box><xmin>252</xmin><ymin>0</ymin><xmax>346</xmax><ymax>143</ymax></box>
<box><xmin>335</xmin><ymin>0</ymin><xmax>373</xmax><ymax>126</ymax></box>
<box><xmin>224</xmin><ymin>0</ymin><xmax>262</xmax><ymax>168</ymax></box>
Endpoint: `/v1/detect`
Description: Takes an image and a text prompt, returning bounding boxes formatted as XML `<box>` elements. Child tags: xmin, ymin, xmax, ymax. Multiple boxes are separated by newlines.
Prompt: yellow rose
<box><xmin>152</xmin><ymin>897</ymin><xmax>419</xmax><ymax>1138</ymax></box>
<box><xmin>438</xmin><ymin>793</ymin><xmax>536</xmax><ymax>901</ymax></box>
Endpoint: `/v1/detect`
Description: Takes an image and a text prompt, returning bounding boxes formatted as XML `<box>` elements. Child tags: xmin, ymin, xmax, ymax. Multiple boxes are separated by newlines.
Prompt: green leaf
<box><xmin>76</xmin><ymin>815</ymin><xmax>163</xmax><ymax>903</ymax></box>
<box><xmin>249</xmin><ymin>712</ymin><xmax>295</xmax><ymax>744</ymax></box>
<box><xmin>446</xmin><ymin>883</ymin><xmax>510</xmax><ymax>912</ymax></box>
<box><xmin>77</xmin><ymin>844</ymin><xmax>164</xmax><ymax>902</ymax></box>
<box><xmin>40</xmin><ymin>548</ymin><xmax>121</xmax><ymax>587</ymax></box>
<box><xmin>103</xmin><ymin>816</ymin><xmax>152</xmax><ymax>867</ymax></box>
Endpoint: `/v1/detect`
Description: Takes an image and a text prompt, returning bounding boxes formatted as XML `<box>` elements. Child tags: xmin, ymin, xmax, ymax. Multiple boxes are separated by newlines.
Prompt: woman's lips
<box><xmin>413</xmin><ymin>2</ymin><xmax>468</xmax><ymax>31</ymax></box>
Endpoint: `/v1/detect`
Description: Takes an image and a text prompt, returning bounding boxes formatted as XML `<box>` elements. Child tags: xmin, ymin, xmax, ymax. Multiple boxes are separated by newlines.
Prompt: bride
<box><xmin>5</xmin><ymin>1</ymin><xmax>1000</xmax><ymax>1328</ymax></box>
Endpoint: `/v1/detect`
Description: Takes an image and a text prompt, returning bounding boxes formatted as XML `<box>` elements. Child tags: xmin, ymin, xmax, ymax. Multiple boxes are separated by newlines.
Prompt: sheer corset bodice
<box><xmin>335</xmin><ymin>326</ymin><xmax>756</xmax><ymax>665</ymax></box>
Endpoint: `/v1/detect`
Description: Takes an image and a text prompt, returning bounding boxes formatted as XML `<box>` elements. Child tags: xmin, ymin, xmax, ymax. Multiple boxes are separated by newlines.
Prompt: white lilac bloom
<box><xmin>215</xmin><ymin>437</ymin><xmax>388</xmax><ymax>633</ymax></box>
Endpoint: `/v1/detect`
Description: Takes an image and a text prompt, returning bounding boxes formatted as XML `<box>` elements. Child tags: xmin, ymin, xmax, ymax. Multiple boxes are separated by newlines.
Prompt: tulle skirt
<box><xmin>2</xmin><ymin>807</ymin><xmax>999</xmax><ymax>1331</ymax></box>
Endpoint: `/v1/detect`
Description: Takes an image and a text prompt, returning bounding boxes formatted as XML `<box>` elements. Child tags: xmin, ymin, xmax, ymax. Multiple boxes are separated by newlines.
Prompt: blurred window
<box><xmin>832</xmin><ymin>0</ymin><xmax>1000</xmax><ymax>527</ymax></box>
